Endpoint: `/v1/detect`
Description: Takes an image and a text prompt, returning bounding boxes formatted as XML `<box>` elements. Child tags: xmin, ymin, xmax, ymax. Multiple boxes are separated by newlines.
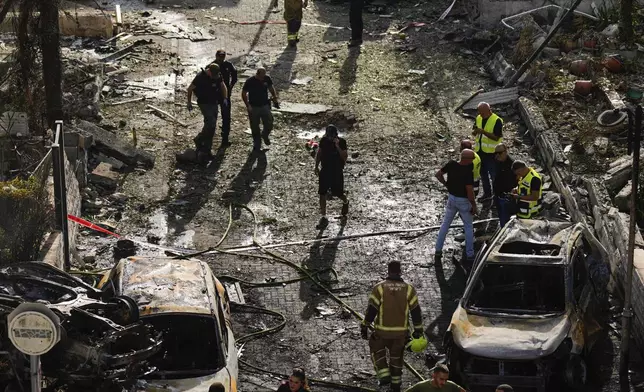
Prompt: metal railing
<box><xmin>51</xmin><ymin>121</ymin><xmax>70</xmax><ymax>271</ymax></box>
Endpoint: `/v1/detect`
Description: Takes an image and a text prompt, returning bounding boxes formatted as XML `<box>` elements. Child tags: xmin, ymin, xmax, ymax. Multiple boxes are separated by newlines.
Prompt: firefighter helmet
<box><xmin>406</xmin><ymin>335</ymin><xmax>428</xmax><ymax>353</ymax></box>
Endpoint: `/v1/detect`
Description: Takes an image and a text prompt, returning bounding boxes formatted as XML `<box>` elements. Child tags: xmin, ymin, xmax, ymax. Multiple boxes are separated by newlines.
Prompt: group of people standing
<box><xmin>434</xmin><ymin>102</ymin><xmax>544</xmax><ymax>263</ymax></box>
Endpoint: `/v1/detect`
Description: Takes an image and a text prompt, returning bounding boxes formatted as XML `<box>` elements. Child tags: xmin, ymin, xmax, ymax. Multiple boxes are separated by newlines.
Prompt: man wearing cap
<box><xmin>434</xmin><ymin>149</ymin><xmax>478</xmax><ymax>263</ymax></box>
<box><xmin>242</xmin><ymin>67</ymin><xmax>279</xmax><ymax>152</ymax></box>
<box><xmin>213</xmin><ymin>49</ymin><xmax>238</xmax><ymax>147</ymax></box>
<box><xmin>361</xmin><ymin>261</ymin><xmax>424</xmax><ymax>392</ymax></box>
<box><xmin>187</xmin><ymin>63</ymin><xmax>228</xmax><ymax>161</ymax></box>
<box><xmin>314</xmin><ymin>125</ymin><xmax>349</xmax><ymax>229</ymax></box>
<box><xmin>472</xmin><ymin>102</ymin><xmax>503</xmax><ymax>201</ymax></box>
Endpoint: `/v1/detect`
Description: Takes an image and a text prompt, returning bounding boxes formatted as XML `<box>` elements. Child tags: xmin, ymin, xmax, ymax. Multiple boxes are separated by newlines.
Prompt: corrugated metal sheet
<box><xmin>463</xmin><ymin>87</ymin><xmax>519</xmax><ymax>110</ymax></box>
<box><xmin>117</xmin><ymin>256</ymin><xmax>216</xmax><ymax>316</ymax></box>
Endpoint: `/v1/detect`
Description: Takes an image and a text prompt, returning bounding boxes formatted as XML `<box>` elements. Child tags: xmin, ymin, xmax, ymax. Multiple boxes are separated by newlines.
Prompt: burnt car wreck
<box><xmin>0</xmin><ymin>262</ymin><xmax>163</xmax><ymax>392</ymax></box>
<box><xmin>444</xmin><ymin>218</ymin><xmax>611</xmax><ymax>392</ymax></box>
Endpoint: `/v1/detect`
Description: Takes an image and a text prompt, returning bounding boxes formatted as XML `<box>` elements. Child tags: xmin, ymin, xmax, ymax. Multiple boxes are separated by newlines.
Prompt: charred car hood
<box><xmin>449</xmin><ymin>305</ymin><xmax>571</xmax><ymax>360</ymax></box>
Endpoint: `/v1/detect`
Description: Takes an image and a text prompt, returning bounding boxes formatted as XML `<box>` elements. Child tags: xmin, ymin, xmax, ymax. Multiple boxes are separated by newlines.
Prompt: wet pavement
<box><xmin>70</xmin><ymin>0</ymin><xmax>644</xmax><ymax>391</ymax></box>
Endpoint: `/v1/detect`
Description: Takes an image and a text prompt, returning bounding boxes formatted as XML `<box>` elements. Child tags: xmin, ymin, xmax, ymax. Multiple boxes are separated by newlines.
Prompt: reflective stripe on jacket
<box><xmin>367</xmin><ymin>279</ymin><xmax>422</xmax><ymax>337</ymax></box>
<box><xmin>516</xmin><ymin>168</ymin><xmax>543</xmax><ymax>218</ymax></box>
<box><xmin>474</xmin><ymin>113</ymin><xmax>503</xmax><ymax>153</ymax></box>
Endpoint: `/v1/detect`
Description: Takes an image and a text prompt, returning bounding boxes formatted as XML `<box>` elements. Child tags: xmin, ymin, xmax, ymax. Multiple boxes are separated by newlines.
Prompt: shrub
<box><xmin>0</xmin><ymin>176</ymin><xmax>53</xmax><ymax>264</ymax></box>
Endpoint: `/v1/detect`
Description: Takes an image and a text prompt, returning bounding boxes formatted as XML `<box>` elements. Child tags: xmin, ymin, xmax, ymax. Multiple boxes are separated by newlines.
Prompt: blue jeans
<box><xmin>480</xmin><ymin>155</ymin><xmax>497</xmax><ymax>196</ymax></box>
<box><xmin>435</xmin><ymin>194</ymin><xmax>475</xmax><ymax>258</ymax></box>
<box><xmin>495</xmin><ymin>195</ymin><xmax>514</xmax><ymax>228</ymax></box>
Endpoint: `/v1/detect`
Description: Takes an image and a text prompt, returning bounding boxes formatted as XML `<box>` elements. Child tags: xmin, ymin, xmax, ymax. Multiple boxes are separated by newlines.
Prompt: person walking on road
<box><xmin>213</xmin><ymin>49</ymin><xmax>238</xmax><ymax>147</ymax></box>
<box><xmin>315</xmin><ymin>125</ymin><xmax>349</xmax><ymax>229</ymax></box>
<box><xmin>187</xmin><ymin>63</ymin><xmax>228</xmax><ymax>161</ymax></box>
<box><xmin>472</xmin><ymin>102</ymin><xmax>503</xmax><ymax>201</ymax></box>
<box><xmin>349</xmin><ymin>0</ymin><xmax>364</xmax><ymax>47</ymax></box>
<box><xmin>361</xmin><ymin>261</ymin><xmax>426</xmax><ymax>392</ymax></box>
<box><xmin>460</xmin><ymin>140</ymin><xmax>480</xmax><ymax>196</ymax></box>
<box><xmin>277</xmin><ymin>368</ymin><xmax>311</xmax><ymax>392</ymax></box>
<box><xmin>510</xmin><ymin>160</ymin><xmax>543</xmax><ymax>219</ymax></box>
<box><xmin>434</xmin><ymin>149</ymin><xmax>477</xmax><ymax>263</ymax></box>
<box><xmin>241</xmin><ymin>68</ymin><xmax>279</xmax><ymax>152</ymax></box>
<box><xmin>492</xmin><ymin>143</ymin><xmax>516</xmax><ymax>227</ymax></box>
<box><xmin>284</xmin><ymin>0</ymin><xmax>308</xmax><ymax>47</ymax></box>
<box><xmin>404</xmin><ymin>364</ymin><xmax>466</xmax><ymax>392</ymax></box>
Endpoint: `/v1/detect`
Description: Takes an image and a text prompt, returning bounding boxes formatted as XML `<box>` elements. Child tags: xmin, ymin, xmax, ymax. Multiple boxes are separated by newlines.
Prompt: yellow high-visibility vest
<box><xmin>475</xmin><ymin>113</ymin><xmax>503</xmax><ymax>153</ymax></box>
<box><xmin>516</xmin><ymin>168</ymin><xmax>543</xmax><ymax>218</ymax></box>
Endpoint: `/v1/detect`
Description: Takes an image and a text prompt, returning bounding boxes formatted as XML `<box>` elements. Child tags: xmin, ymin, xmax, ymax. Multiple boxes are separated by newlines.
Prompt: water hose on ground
<box><xmin>223</xmin><ymin>204</ymin><xmax>427</xmax><ymax>386</ymax></box>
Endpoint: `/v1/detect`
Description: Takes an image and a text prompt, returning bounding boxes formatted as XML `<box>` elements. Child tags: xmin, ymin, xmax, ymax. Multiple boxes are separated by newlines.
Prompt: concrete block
<box><xmin>584</xmin><ymin>178</ymin><xmax>612</xmax><ymax>209</ymax></box>
<box><xmin>604</xmin><ymin>160</ymin><xmax>632</xmax><ymax>193</ymax></box>
<box><xmin>39</xmin><ymin>231</ymin><xmax>64</xmax><ymax>269</ymax></box>
<box><xmin>97</xmin><ymin>153</ymin><xmax>126</xmax><ymax>170</ymax></box>
<box><xmin>64</xmin><ymin>146</ymin><xmax>79</xmax><ymax>163</ymax></box>
<box><xmin>89</xmin><ymin>162</ymin><xmax>118</xmax><ymax>190</ymax></box>
<box><xmin>0</xmin><ymin>10</ymin><xmax>114</xmax><ymax>38</ymax></box>
<box><xmin>518</xmin><ymin>97</ymin><xmax>550</xmax><ymax>136</ymax></box>
<box><xmin>486</xmin><ymin>52</ymin><xmax>515</xmax><ymax>85</ymax></box>
<box><xmin>614</xmin><ymin>181</ymin><xmax>632</xmax><ymax>212</ymax></box>
<box><xmin>74</xmin><ymin>120</ymin><xmax>154</xmax><ymax>168</ymax></box>
<box><xmin>634</xmin><ymin>248</ymin><xmax>644</xmax><ymax>272</ymax></box>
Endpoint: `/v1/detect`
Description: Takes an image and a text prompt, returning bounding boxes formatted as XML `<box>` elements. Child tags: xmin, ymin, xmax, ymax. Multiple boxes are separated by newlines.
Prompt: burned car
<box><xmin>444</xmin><ymin>218</ymin><xmax>610</xmax><ymax>392</ymax></box>
<box><xmin>99</xmin><ymin>256</ymin><xmax>239</xmax><ymax>392</ymax></box>
<box><xmin>0</xmin><ymin>262</ymin><xmax>162</xmax><ymax>392</ymax></box>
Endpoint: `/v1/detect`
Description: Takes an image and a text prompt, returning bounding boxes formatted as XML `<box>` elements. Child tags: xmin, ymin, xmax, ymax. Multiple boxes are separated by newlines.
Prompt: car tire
<box><xmin>565</xmin><ymin>355</ymin><xmax>587</xmax><ymax>390</ymax></box>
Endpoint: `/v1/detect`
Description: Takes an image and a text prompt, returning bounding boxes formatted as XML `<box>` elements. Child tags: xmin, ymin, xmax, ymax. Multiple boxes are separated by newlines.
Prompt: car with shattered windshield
<box><xmin>99</xmin><ymin>256</ymin><xmax>239</xmax><ymax>392</ymax></box>
<box><xmin>444</xmin><ymin>218</ymin><xmax>610</xmax><ymax>392</ymax></box>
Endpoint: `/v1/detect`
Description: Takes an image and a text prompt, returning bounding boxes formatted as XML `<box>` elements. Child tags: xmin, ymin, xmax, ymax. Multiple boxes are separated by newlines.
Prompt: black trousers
<box><xmin>287</xmin><ymin>19</ymin><xmax>302</xmax><ymax>38</ymax></box>
<box><xmin>349</xmin><ymin>0</ymin><xmax>364</xmax><ymax>41</ymax></box>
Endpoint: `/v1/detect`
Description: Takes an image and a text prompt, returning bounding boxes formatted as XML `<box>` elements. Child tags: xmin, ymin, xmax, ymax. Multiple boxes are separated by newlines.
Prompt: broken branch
<box><xmin>110</xmin><ymin>97</ymin><xmax>145</xmax><ymax>106</ymax></box>
<box><xmin>454</xmin><ymin>88</ymin><xmax>484</xmax><ymax>113</ymax></box>
<box><xmin>146</xmin><ymin>104</ymin><xmax>187</xmax><ymax>127</ymax></box>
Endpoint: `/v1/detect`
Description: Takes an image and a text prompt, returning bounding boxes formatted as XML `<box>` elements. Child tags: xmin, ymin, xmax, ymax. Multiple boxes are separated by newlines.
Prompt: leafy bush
<box><xmin>0</xmin><ymin>177</ymin><xmax>53</xmax><ymax>264</ymax></box>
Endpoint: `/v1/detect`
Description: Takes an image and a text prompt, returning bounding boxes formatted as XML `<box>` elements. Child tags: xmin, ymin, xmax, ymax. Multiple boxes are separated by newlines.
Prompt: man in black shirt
<box><xmin>242</xmin><ymin>68</ymin><xmax>279</xmax><ymax>152</ymax></box>
<box><xmin>434</xmin><ymin>149</ymin><xmax>478</xmax><ymax>262</ymax></box>
<box><xmin>213</xmin><ymin>49</ymin><xmax>238</xmax><ymax>147</ymax></box>
<box><xmin>493</xmin><ymin>143</ymin><xmax>517</xmax><ymax>227</ymax></box>
<box><xmin>187</xmin><ymin>63</ymin><xmax>228</xmax><ymax>161</ymax></box>
<box><xmin>315</xmin><ymin>125</ymin><xmax>349</xmax><ymax>229</ymax></box>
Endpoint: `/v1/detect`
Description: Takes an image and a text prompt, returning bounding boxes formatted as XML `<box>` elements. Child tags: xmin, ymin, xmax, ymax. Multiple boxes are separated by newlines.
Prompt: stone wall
<box><xmin>518</xmin><ymin>96</ymin><xmax>644</xmax><ymax>349</ymax></box>
<box><xmin>39</xmin><ymin>149</ymin><xmax>82</xmax><ymax>269</ymax></box>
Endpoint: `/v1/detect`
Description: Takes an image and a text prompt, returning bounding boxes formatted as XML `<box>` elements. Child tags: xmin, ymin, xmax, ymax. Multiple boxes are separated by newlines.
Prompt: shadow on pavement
<box><xmin>300</xmin><ymin>220</ymin><xmax>347</xmax><ymax>320</ymax></box>
<box><xmin>339</xmin><ymin>47</ymin><xmax>360</xmax><ymax>95</ymax></box>
<box><xmin>266</xmin><ymin>45</ymin><xmax>298</xmax><ymax>90</ymax></box>
<box><xmin>167</xmin><ymin>147</ymin><xmax>228</xmax><ymax>235</ymax></box>
<box><xmin>223</xmin><ymin>151</ymin><xmax>268</xmax><ymax>219</ymax></box>
<box><xmin>425</xmin><ymin>255</ymin><xmax>466</xmax><ymax>345</ymax></box>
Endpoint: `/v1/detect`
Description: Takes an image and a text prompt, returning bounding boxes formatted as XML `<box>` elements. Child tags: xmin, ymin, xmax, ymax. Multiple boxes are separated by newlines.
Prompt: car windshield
<box><xmin>143</xmin><ymin>314</ymin><xmax>224</xmax><ymax>379</ymax></box>
<box><xmin>466</xmin><ymin>263</ymin><xmax>566</xmax><ymax>314</ymax></box>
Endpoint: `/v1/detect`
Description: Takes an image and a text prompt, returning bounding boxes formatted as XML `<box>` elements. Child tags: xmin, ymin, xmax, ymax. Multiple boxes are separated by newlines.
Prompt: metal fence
<box><xmin>51</xmin><ymin>121</ymin><xmax>70</xmax><ymax>271</ymax></box>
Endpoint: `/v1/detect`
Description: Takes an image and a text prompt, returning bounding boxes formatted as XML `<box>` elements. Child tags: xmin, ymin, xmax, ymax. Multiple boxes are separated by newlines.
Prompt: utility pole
<box><xmin>39</xmin><ymin>0</ymin><xmax>64</xmax><ymax>130</ymax></box>
<box><xmin>619</xmin><ymin>104</ymin><xmax>643</xmax><ymax>390</ymax></box>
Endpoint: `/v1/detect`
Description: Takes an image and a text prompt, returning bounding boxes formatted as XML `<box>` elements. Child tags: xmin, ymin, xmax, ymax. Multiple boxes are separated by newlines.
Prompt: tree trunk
<box><xmin>39</xmin><ymin>0</ymin><xmax>63</xmax><ymax>130</ymax></box>
<box><xmin>620</xmin><ymin>0</ymin><xmax>634</xmax><ymax>42</ymax></box>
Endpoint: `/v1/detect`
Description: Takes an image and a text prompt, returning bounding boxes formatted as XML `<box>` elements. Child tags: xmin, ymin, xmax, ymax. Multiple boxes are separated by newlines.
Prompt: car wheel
<box><xmin>109</xmin><ymin>295</ymin><xmax>140</xmax><ymax>324</ymax></box>
<box><xmin>565</xmin><ymin>355</ymin><xmax>587</xmax><ymax>390</ymax></box>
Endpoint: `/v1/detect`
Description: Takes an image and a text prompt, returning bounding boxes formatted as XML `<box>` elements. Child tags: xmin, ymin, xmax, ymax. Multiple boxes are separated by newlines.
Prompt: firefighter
<box><xmin>460</xmin><ymin>139</ymin><xmax>480</xmax><ymax>196</ymax></box>
<box><xmin>472</xmin><ymin>102</ymin><xmax>503</xmax><ymax>201</ymax></box>
<box><xmin>510</xmin><ymin>160</ymin><xmax>543</xmax><ymax>219</ymax></box>
<box><xmin>361</xmin><ymin>261</ymin><xmax>426</xmax><ymax>392</ymax></box>
<box><xmin>284</xmin><ymin>0</ymin><xmax>308</xmax><ymax>47</ymax></box>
